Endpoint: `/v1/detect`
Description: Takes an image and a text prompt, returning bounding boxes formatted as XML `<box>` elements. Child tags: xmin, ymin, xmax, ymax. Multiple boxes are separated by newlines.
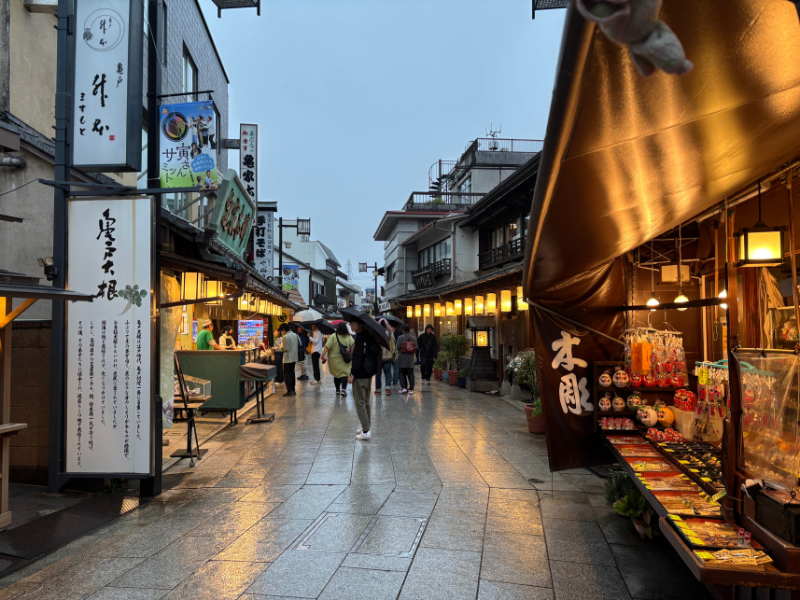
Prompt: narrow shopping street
<box><xmin>0</xmin><ymin>367</ymin><xmax>710</xmax><ymax>600</ymax></box>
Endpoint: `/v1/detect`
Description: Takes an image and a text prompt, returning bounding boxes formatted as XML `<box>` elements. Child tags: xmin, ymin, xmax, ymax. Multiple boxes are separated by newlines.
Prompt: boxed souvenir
<box><xmin>693</xmin><ymin>548</ymin><xmax>772</xmax><ymax>571</ymax></box>
<box><xmin>673</xmin><ymin>518</ymin><xmax>753</xmax><ymax>549</ymax></box>
<box><xmin>625</xmin><ymin>457</ymin><xmax>679</xmax><ymax>473</ymax></box>
<box><xmin>653</xmin><ymin>491</ymin><xmax>722</xmax><ymax>518</ymax></box>
<box><xmin>615</xmin><ymin>445</ymin><xmax>661</xmax><ymax>457</ymax></box>
<box><xmin>607</xmin><ymin>435</ymin><xmax>648</xmax><ymax>445</ymax></box>
<box><xmin>638</xmin><ymin>473</ymin><xmax>698</xmax><ymax>491</ymax></box>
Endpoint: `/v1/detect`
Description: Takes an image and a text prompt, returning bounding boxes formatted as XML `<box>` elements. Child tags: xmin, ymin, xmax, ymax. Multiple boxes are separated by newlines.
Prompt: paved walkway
<box><xmin>0</xmin><ymin>366</ymin><xmax>712</xmax><ymax>600</ymax></box>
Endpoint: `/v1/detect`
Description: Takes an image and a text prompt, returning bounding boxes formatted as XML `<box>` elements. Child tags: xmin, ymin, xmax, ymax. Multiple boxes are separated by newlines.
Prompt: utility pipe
<box><xmin>0</xmin><ymin>157</ymin><xmax>25</xmax><ymax>169</ymax></box>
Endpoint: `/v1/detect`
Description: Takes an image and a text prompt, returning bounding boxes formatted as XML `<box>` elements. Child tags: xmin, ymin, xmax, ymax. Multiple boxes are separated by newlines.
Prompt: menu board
<box><xmin>238</xmin><ymin>320</ymin><xmax>264</xmax><ymax>346</ymax></box>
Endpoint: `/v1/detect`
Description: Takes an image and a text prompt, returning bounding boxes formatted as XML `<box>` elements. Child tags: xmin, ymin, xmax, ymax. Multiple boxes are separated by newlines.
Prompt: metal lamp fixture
<box><xmin>735</xmin><ymin>179</ymin><xmax>785</xmax><ymax>267</ymax></box>
<box><xmin>674</xmin><ymin>224</ymin><xmax>688</xmax><ymax>311</ymax></box>
<box><xmin>646</xmin><ymin>240</ymin><xmax>659</xmax><ymax>310</ymax></box>
<box><xmin>500</xmin><ymin>290</ymin><xmax>512</xmax><ymax>312</ymax></box>
<box><xmin>516</xmin><ymin>286</ymin><xmax>528</xmax><ymax>311</ymax></box>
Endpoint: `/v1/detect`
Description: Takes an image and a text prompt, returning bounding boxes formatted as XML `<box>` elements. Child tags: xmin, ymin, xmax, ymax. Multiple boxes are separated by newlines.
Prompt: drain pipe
<box><xmin>0</xmin><ymin>156</ymin><xmax>25</xmax><ymax>169</ymax></box>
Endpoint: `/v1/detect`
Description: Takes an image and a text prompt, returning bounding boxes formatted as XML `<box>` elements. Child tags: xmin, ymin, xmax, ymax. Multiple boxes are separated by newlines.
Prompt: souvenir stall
<box><xmin>523</xmin><ymin>1</ymin><xmax>800</xmax><ymax>595</ymax></box>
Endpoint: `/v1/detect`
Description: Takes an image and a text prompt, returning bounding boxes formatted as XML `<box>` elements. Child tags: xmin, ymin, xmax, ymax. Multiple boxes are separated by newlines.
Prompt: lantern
<box><xmin>258</xmin><ymin>298</ymin><xmax>267</xmax><ymax>314</ymax></box>
<box><xmin>415</xmin><ymin>305</ymin><xmax>422</xmax><ymax>318</ymax></box>
<box><xmin>475</xmin><ymin>296</ymin><xmax>485</xmax><ymax>316</ymax></box>
<box><xmin>464</xmin><ymin>298</ymin><xmax>473</xmax><ymax>316</ymax></box>
<box><xmin>516</xmin><ymin>286</ymin><xmax>528</xmax><ymax>311</ymax></box>
<box><xmin>180</xmin><ymin>272</ymin><xmax>204</xmax><ymax>301</ymax></box>
<box><xmin>500</xmin><ymin>290</ymin><xmax>512</xmax><ymax>313</ymax></box>
<box><xmin>446</xmin><ymin>302</ymin><xmax>454</xmax><ymax>316</ymax></box>
<box><xmin>205</xmin><ymin>281</ymin><xmax>223</xmax><ymax>305</ymax></box>
<box><xmin>475</xmin><ymin>331</ymin><xmax>488</xmax><ymax>347</ymax></box>
<box><xmin>424</xmin><ymin>304</ymin><xmax>431</xmax><ymax>318</ymax></box>
<box><xmin>407</xmin><ymin>305</ymin><xmax>413</xmax><ymax>318</ymax></box>
<box><xmin>734</xmin><ymin>184</ymin><xmax>786</xmax><ymax>267</ymax></box>
<box><xmin>433</xmin><ymin>303</ymin><xmax>441</xmax><ymax>317</ymax></box>
<box><xmin>454</xmin><ymin>299</ymin><xmax>462</xmax><ymax>315</ymax></box>
<box><xmin>240</xmin><ymin>293</ymin><xmax>252</xmax><ymax>310</ymax></box>
<box><xmin>486</xmin><ymin>293</ymin><xmax>497</xmax><ymax>314</ymax></box>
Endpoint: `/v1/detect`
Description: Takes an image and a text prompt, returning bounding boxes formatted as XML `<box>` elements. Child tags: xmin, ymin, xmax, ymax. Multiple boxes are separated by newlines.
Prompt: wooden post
<box><xmin>0</xmin><ymin>299</ymin><xmax>11</xmax><ymax>527</ymax></box>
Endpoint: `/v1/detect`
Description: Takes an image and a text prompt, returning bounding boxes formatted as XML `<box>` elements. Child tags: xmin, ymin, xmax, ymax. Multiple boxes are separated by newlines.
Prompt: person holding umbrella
<box><xmin>338</xmin><ymin>306</ymin><xmax>389</xmax><ymax>440</ymax></box>
<box><xmin>321</xmin><ymin>322</ymin><xmax>354</xmax><ymax>395</ymax></box>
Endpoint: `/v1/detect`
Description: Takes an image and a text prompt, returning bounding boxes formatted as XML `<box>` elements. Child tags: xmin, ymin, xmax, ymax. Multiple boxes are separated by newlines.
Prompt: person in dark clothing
<box><xmin>397</xmin><ymin>325</ymin><xmax>417</xmax><ymax>393</ymax></box>
<box><xmin>297</xmin><ymin>327</ymin><xmax>310</xmax><ymax>381</ymax></box>
<box><xmin>418</xmin><ymin>324</ymin><xmax>438</xmax><ymax>384</ymax></box>
<box><xmin>348</xmin><ymin>321</ymin><xmax>382</xmax><ymax>440</ymax></box>
<box><xmin>392</xmin><ymin>324</ymin><xmax>403</xmax><ymax>386</ymax></box>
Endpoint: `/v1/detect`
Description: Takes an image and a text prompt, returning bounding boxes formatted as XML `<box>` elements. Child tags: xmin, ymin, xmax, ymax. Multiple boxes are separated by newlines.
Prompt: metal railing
<box><xmin>479</xmin><ymin>237</ymin><xmax>526</xmax><ymax>270</ymax></box>
<box><xmin>412</xmin><ymin>258</ymin><xmax>451</xmax><ymax>278</ymax></box>
<box><xmin>466</xmin><ymin>138</ymin><xmax>544</xmax><ymax>154</ymax></box>
<box><xmin>404</xmin><ymin>191</ymin><xmax>485</xmax><ymax>212</ymax></box>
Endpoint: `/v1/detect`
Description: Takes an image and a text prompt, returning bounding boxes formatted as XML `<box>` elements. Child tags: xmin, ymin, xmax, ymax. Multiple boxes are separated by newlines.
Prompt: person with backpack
<box><xmin>321</xmin><ymin>322</ymin><xmax>354</xmax><ymax>395</ymax></box>
<box><xmin>418</xmin><ymin>324</ymin><xmax>438</xmax><ymax>384</ymax></box>
<box><xmin>296</xmin><ymin>326</ymin><xmax>310</xmax><ymax>381</ymax></box>
<box><xmin>392</xmin><ymin>323</ymin><xmax>403</xmax><ymax>386</ymax></box>
<box><xmin>374</xmin><ymin>318</ymin><xmax>396</xmax><ymax>396</ymax></box>
<box><xmin>397</xmin><ymin>325</ymin><xmax>418</xmax><ymax>394</ymax></box>
<box><xmin>348</xmin><ymin>320</ymin><xmax>383</xmax><ymax>440</ymax></box>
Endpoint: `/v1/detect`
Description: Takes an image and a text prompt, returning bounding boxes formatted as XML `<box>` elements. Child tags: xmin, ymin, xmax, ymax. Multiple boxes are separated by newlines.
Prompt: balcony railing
<box><xmin>467</xmin><ymin>138</ymin><xmax>544</xmax><ymax>153</ymax></box>
<box><xmin>412</xmin><ymin>258</ymin><xmax>451</xmax><ymax>278</ymax></box>
<box><xmin>479</xmin><ymin>237</ymin><xmax>526</xmax><ymax>270</ymax></box>
<box><xmin>404</xmin><ymin>192</ymin><xmax>485</xmax><ymax>212</ymax></box>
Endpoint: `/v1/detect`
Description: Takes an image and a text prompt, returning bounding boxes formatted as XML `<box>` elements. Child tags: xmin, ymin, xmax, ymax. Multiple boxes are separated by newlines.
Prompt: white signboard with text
<box><xmin>254</xmin><ymin>207</ymin><xmax>273</xmax><ymax>281</ymax></box>
<box><xmin>66</xmin><ymin>198</ymin><xmax>153</xmax><ymax>474</ymax></box>
<box><xmin>71</xmin><ymin>0</ymin><xmax>142</xmax><ymax>171</ymax></box>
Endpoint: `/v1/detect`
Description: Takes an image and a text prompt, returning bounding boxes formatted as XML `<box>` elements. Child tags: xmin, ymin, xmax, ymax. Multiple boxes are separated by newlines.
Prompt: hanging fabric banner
<box><xmin>531</xmin><ymin>258</ymin><xmax>627</xmax><ymax>472</ymax></box>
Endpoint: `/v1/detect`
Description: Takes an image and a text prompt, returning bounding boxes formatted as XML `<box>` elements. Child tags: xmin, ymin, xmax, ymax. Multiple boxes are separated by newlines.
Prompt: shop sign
<box><xmin>379</xmin><ymin>301</ymin><xmax>391</xmax><ymax>312</ymax></box>
<box><xmin>70</xmin><ymin>0</ymin><xmax>143</xmax><ymax>171</ymax></box>
<box><xmin>66</xmin><ymin>197</ymin><xmax>153</xmax><ymax>474</ymax></box>
<box><xmin>282</xmin><ymin>264</ymin><xmax>299</xmax><ymax>291</ymax></box>
<box><xmin>207</xmin><ymin>169</ymin><xmax>255</xmax><ymax>257</ymax></box>
<box><xmin>413</xmin><ymin>271</ymin><xmax>434</xmax><ymax>289</ymax></box>
<box><xmin>551</xmin><ymin>331</ymin><xmax>591</xmax><ymax>414</ymax></box>
<box><xmin>158</xmin><ymin>100</ymin><xmax>219</xmax><ymax>189</ymax></box>
<box><xmin>239</xmin><ymin>124</ymin><xmax>257</xmax><ymax>201</ymax></box>
<box><xmin>364</xmin><ymin>288</ymin><xmax>376</xmax><ymax>305</ymax></box>
<box><xmin>254</xmin><ymin>204</ymin><xmax>273</xmax><ymax>281</ymax></box>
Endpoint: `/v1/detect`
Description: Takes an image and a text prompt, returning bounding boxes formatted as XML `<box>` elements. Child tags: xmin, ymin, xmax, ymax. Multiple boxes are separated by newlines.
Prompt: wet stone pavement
<box><xmin>0</xmin><ymin>367</ymin><xmax>713</xmax><ymax>600</ymax></box>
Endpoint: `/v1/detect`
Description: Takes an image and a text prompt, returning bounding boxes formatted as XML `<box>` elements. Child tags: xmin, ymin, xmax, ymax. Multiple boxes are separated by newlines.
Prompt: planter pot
<box><xmin>457</xmin><ymin>377</ymin><xmax>467</xmax><ymax>388</ymax></box>
<box><xmin>433</xmin><ymin>368</ymin><xmax>441</xmax><ymax>379</ymax></box>
<box><xmin>633</xmin><ymin>521</ymin><xmax>648</xmax><ymax>539</ymax></box>
<box><xmin>441</xmin><ymin>370</ymin><xmax>448</xmax><ymax>381</ymax></box>
<box><xmin>447</xmin><ymin>370</ymin><xmax>458</xmax><ymax>385</ymax></box>
<box><xmin>524</xmin><ymin>405</ymin><xmax>545</xmax><ymax>434</ymax></box>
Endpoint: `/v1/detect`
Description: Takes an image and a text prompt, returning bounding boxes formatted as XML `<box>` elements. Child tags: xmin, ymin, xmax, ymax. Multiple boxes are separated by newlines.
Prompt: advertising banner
<box><xmin>66</xmin><ymin>197</ymin><xmax>153</xmax><ymax>474</ymax></box>
<box><xmin>364</xmin><ymin>288</ymin><xmax>376</xmax><ymax>305</ymax></box>
<box><xmin>254</xmin><ymin>206</ymin><xmax>273</xmax><ymax>281</ymax></box>
<box><xmin>71</xmin><ymin>0</ymin><xmax>143</xmax><ymax>171</ymax></box>
<box><xmin>158</xmin><ymin>100</ymin><xmax>218</xmax><ymax>189</ymax></box>
<box><xmin>282</xmin><ymin>264</ymin><xmax>299</xmax><ymax>291</ymax></box>
<box><xmin>207</xmin><ymin>169</ymin><xmax>256</xmax><ymax>258</ymax></box>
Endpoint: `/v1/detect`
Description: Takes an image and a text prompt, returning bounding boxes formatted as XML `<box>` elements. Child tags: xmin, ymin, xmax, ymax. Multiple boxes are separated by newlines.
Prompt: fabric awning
<box><xmin>524</xmin><ymin>0</ymin><xmax>800</xmax><ymax>297</ymax></box>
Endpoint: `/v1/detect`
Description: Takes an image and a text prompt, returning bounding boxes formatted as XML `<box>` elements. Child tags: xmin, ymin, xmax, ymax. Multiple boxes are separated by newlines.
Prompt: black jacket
<box><xmin>298</xmin><ymin>332</ymin><xmax>309</xmax><ymax>359</ymax></box>
<box><xmin>418</xmin><ymin>332</ymin><xmax>438</xmax><ymax>358</ymax></box>
<box><xmin>351</xmin><ymin>332</ymin><xmax>381</xmax><ymax>379</ymax></box>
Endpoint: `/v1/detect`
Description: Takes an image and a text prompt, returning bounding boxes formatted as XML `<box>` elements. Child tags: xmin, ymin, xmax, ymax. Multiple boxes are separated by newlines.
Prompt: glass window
<box><xmin>506</xmin><ymin>217</ymin><xmax>521</xmax><ymax>242</ymax></box>
<box><xmin>492</xmin><ymin>227</ymin><xmax>503</xmax><ymax>249</ymax></box>
<box><xmin>443</xmin><ymin>239</ymin><xmax>450</xmax><ymax>259</ymax></box>
<box><xmin>183</xmin><ymin>47</ymin><xmax>197</xmax><ymax>95</ymax></box>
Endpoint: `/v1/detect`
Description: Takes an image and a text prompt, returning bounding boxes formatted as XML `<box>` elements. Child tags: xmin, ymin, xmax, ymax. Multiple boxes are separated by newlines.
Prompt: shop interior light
<box><xmin>476</xmin><ymin>331</ymin><xmax>488</xmax><ymax>347</ymax></box>
<box><xmin>180</xmin><ymin>272</ymin><xmax>205</xmax><ymax>302</ymax></box>
<box><xmin>424</xmin><ymin>304</ymin><xmax>431</xmax><ymax>318</ymax></box>
<box><xmin>205</xmin><ymin>281</ymin><xmax>222</xmax><ymax>305</ymax></box>
<box><xmin>486</xmin><ymin>293</ymin><xmax>497</xmax><ymax>314</ymax></box>
<box><xmin>646</xmin><ymin>240</ymin><xmax>659</xmax><ymax>311</ymax></box>
<box><xmin>415</xmin><ymin>305</ymin><xmax>422</xmax><ymax>318</ymax></box>
<box><xmin>454</xmin><ymin>299</ymin><xmax>462</xmax><ymax>315</ymax></box>
<box><xmin>475</xmin><ymin>295</ymin><xmax>485</xmax><ymax>316</ymax></box>
<box><xmin>258</xmin><ymin>299</ymin><xmax>267</xmax><ymax>314</ymax></box>
<box><xmin>674</xmin><ymin>289</ymin><xmax>689</xmax><ymax>311</ymax></box>
<box><xmin>718</xmin><ymin>289</ymin><xmax>728</xmax><ymax>310</ymax></box>
<box><xmin>735</xmin><ymin>179</ymin><xmax>785</xmax><ymax>267</ymax></box>
<box><xmin>646</xmin><ymin>294</ymin><xmax>660</xmax><ymax>310</ymax></box>
<box><xmin>674</xmin><ymin>225</ymin><xmax>688</xmax><ymax>311</ymax></box>
<box><xmin>516</xmin><ymin>286</ymin><xmax>528</xmax><ymax>311</ymax></box>
<box><xmin>434</xmin><ymin>303</ymin><xmax>441</xmax><ymax>317</ymax></box>
<box><xmin>464</xmin><ymin>298</ymin><xmax>473</xmax><ymax>316</ymax></box>
<box><xmin>240</xmin><ymin>293</ymin><xmax>251</xmax><ymax>310</ymax></box>
<box><xmin>407</xmin><ymin>305</ymin><xmax>413</xmax><ymax>318</ymax></box>
<box><xmin>500</xmin><ymin>290</ymin><xmax>512</xmax><ymax>313</ymax></box>
<box><xmin>446</xmin><ymin>301</ymin><xmax>454</xmax><ymax>316</ymax></box>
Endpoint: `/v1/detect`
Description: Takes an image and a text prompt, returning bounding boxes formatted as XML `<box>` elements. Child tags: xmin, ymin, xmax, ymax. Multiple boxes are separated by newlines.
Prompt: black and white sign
<box><xmin>254</xmin><ymin>204</ymin><xmax>273</xmax><ymax>281</ymax></box>
<box><xmin>413</xmin><ymin>271</ymin><xmax>434</xmax><ymax>290</ymax></box>
<box><xmin>70</xmin><ymin>0</ymin><xmax>143</xmax><ymax>171</ymax></box>
<box><xmin>66</xmin><ymin>198</ymin><xmax>153</xmax><ymax>474</ymax></box>
<box><xmin>240</xmin><ymin>124</ymin><xmax>257</xmax><ymax>201</ymax></box>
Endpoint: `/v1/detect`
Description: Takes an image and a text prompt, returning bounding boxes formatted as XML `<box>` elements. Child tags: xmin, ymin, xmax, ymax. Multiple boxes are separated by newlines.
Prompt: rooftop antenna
<box><xmin>345</xmin><ymin>260</ymin><xmax>354</xmax><ymax>281</ymax></box>
<box><xmin>486</xmin><ymin>124</ymin><xmax>502</xmax><ymax>150</ymax></box>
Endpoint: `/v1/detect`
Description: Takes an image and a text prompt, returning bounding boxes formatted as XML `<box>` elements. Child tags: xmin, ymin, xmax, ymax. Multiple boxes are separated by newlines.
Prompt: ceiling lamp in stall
<box><xmin>735</xmin><ymin>179</ymin><xmax>785</xmax><ymax>267</ymax></box>
<box><xmin>646</xmin><ymin>240</ymin><xmax>659</xmax><ymax>310</ymax></box>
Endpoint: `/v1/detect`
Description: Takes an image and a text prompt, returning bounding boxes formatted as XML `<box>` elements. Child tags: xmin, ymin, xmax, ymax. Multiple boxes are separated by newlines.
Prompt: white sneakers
<box><xmin>409</xmin><ymin>390</ymin><xmax>414</xmax><ymax>395</ymax></box>
<box><xmin>310</xmin><ymin>381</ymin><xmax>319</xmax><ymax>386</ymax></box>
<box><xmin>356</xmin><ymin>431</ymin><xmax>371</xmax><ymax>440</ymax></box>
<box><xmin>399</xmin><ymin>388</ymin><xmax>408</xmax><ymax>393</ymax></box>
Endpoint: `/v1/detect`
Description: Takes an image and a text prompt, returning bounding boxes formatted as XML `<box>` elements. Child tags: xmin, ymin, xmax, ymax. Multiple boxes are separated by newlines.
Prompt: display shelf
<box><xmin>655</xmin><ymin>442</ymin><xmax>723</xmax><ymax>497</ymax></box>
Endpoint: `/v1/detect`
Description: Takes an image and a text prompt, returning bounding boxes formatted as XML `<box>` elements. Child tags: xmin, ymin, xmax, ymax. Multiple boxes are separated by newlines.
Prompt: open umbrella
<box><xmin>379</xmin><ymin>314</ymin><xmax>403</xmax><ymax>326</ymax></box>
<box><xmin>291</xmin><ymin>308</ymin><xmax>336</xmax><ymax>334</ymax></box>
<box><xmin>338</xmin><ymin>306</ymin><xmax>390</xmax><ymax>350</ymax></box>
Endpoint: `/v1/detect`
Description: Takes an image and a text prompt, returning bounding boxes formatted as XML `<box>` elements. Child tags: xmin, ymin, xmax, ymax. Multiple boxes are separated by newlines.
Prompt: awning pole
<box><xmin>787</xmin><ymin>178</ymin><xmax>800</xmax><ymax>347</ymax></box>
<box><xmin>527</xmin><ymin>300</ymin><xmax>625</xmax><ymax>347</ymax></box>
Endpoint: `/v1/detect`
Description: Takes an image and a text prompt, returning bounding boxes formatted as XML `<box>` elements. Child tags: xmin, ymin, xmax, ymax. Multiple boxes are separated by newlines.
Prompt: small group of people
<box><xmin>189</xmin><ymin>115</ymin><xmax>216</xmax><ymax>150</ymax></box>
<box><xmin>376</xmin><ymin>322</ymin><xmax>438</xmax><ymax>394</ymax></box>
<box><xmin>272</xmin><ymin>323</ymin><xmax>324</xmax><ymax>395</ymax></box>
<box><xmin>196</xmin><ymin>320</ymin><xmax>236</xmax><ymax>350</ymax></box>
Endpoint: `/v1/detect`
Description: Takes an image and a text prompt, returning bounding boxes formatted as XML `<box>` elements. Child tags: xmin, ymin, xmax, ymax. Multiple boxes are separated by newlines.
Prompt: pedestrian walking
<box><xmin>397</xmin><ymin>325</ymin><xmax>417</xmax><ymax>394</ymax></box>
<box><xmin>374</xmin><ymin>319</ymin><xmax>396</xmax><ymax>396</ymax></box>
<box><xmin>348</xmin><ymin>320</ymin><xmax>383</xmax><ymax>440</ymax></box>
<box><xmin>321</xmin><ymin>322</ymin><xmax>354</xmax><ymax>395</ymax></box>
<box><xmin>418</xmin><ymin>324</ymin><xmax>438</xmax><ymax>384</ymax></box>
<box><xmin>296</xmin><ymin>326</ymin><xmax>310</xmax><ymax>381</ymax></box>
<box><xmin>392</xmin><ymin>323</ymin><xmax>403</xmax><ymax>386</ymax></box>
<box><xmin>272</xmin><ymin>328</ymin><xmax>284</xmax><ymax>384</ymax></box>
<box><xmin>279</xmin><ymin>323</ymin><xmax>299</xmax><ymax>396</ymax></box>
<box><xmin>308</xmin><ymin>324</ymin><xmax>324</xmax><ymax>385</ymax></box>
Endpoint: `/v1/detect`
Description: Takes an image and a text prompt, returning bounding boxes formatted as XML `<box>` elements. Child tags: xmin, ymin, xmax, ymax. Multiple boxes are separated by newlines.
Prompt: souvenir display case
<box><xmin>769</xmin><ymin>307</ymin><xmax>799</xmax><ymax>350</ymax></box>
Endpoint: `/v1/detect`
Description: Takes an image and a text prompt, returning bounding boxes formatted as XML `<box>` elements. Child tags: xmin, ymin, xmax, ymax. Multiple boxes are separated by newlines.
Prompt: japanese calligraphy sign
<box><xmin>207</xmin><ymin>169</ymin><xmax>256</xmax><ymax>257</ymax></box>
<box><xmin>70</xmin><ymin>0</ymin><xmax>143</xmax><ymax>171</ymax></box>
<box><xmin>66</xmin><ymin>197</ymin><xmax>153</xmax><ymax>474</ymax></box>
<box><xmin>158</xmin><ymin>101</ymin><xmax>219</xmax><ymax>189</ymax></box>
<box><xmin>239</xmin><ymin>124</ymin><xmax>258</xmax><ymax>202</ymax></box>
<box><xmin>531</xmin><ymin>258</ymin><xmax>626</xmax><ymax>472</ymax></box>
<box><xmin>254</xmin><ymin>204</ymin><xmax>274</xmax><ymax>280</ymax></box>
<box><xmin>282</xmin><ymin>264</ymin><xmax>299</xmax><ymax>291</ymax></box>
<box><xmin>412</xmin><ymin>271</ymin><xmax>434</xmax><ymax>290</ymax></box>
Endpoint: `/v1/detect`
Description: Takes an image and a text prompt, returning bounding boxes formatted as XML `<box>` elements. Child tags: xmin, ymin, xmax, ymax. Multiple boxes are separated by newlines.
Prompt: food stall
<box><xmin>524</xmin><ymin>1</ymin><xmax>800</xmax><ymax>596</ymax></box>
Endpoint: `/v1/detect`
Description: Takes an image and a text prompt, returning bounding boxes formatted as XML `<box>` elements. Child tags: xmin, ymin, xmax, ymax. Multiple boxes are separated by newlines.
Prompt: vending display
<box><xmin>238</xmin><ymin>320</ymin><xmax>264</xmax><ymax>347</ymax></box>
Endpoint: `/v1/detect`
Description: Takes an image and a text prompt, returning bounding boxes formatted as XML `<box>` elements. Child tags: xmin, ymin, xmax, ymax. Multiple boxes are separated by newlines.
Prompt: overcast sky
<box><xmin>198</xmin><ymin>0</ymin><xmax>566</xmax><ymax>290</ymax></box>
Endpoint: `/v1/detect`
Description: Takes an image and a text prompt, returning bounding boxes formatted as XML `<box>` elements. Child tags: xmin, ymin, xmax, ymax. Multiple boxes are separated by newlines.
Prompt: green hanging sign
<box><xmin>207</xmin><ymin>169</ymin><xmax>256</xmax><ymax>258</ymax></box>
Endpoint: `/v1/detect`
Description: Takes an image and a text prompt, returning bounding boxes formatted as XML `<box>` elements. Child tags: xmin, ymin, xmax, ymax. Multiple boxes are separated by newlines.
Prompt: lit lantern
<box><xmin>205</xmin><ymin>281</ymin><xmax>223</xmax><ymax>305</ymax></box>
<box><xmin>446</xmin><ymin>302</ymin><xmax>454</xmax><ymax>316</ymax></box>
<box><xmin>180</xmin><ymin>272</ymin><xmax>204</xmax><ymax>301</ymax></box>
<box><xmin>258</xmin><ymin>299</ymin><xmax>267</xmax><ymax>314</ymax></box>
<box><xmin>240</xmin><ymin>293</ymin><xmax>251</xmax><ymax>310</ymax></box>
<box><xmin>407</xmin><ymin>306</ymin><xmax>413</xmax><ymax>318</ymax></box>
<box><xmin>475</xmin><ymin>295</ymin><xmax>485</xmax><ymax>316</ymax></box>
<box><xmin>424</xmin><ymin>304</ymin><xmax>431</xmax><ymax>317</ymax></box>
<box><xmin>464</xmin><ymin>298</ymin><xmax>473</xmax><ymax>316</ymax></box>
<box><xmin>476</xmin><ymin>331</ymin><xmax>488</xmax><ymax>347</ymax></box>
<box><xmin>735</xmin><ymin>227</ymin><xmax>785</xmax><ymax>267</ymax></box>
<box><xmin>516</xmin><ymin>286</ymin><xmax>528</xmax><ymax>311</ymax></box>
<box><xmin>433</xmin><ymin>303</ymin><xmax>441</xmax><ymax>317</ymax></box>
<box><xmin>454</xmin><ymin>299</ymin><xmax>462</xmax><ymax>315</ymax></box>
<box><xmin>486</xmin><ymin>293</ymin><xmax>497</xmax><ymax>314</ymax></box>
<box><xmin>500</xmin><ymin>290</ymin><xmax>512</xmax><ymax>313</ymax></box>
<box><xmin>415</xmin><ymin>305</ymin><xmax>422</xmax><ymax>318</ymax></box>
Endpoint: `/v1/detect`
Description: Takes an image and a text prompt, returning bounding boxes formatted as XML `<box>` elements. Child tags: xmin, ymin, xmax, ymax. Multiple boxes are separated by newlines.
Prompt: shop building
<box><xmin>524</xmin><ymin>2</ymin><xmax>800</xmax><ymax>596</ymax></box>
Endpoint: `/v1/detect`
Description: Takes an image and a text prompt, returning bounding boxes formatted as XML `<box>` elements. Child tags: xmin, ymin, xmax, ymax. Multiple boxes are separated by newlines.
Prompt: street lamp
<box><xmin>277</xmin><ymin>217</ymin><xmax>311</xmax><ymax>288</ymax></box>
<box><xmin>359</xmin><ymin>262</ymin><xmax>382</xmax><ymax>314</ymax></box>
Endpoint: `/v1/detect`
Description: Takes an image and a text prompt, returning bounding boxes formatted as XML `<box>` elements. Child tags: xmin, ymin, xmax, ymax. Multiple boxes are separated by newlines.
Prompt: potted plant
<box><xmin>605</xmin><ymin>473</ymin><xmax>653</xmax><ymax>539</ymax></box>
<box><xmin>514</xmin><ymin>351</ymin><xmax>539</xmax><ymax>403</ymax></box>
<box><xmin>457</xmin><ymin>369</ymin><xmax>468</xmax><ymax>388</ymax></box>
<box><xmin>524</xmin><ymin>398</ymin><xmax>545</xmax><ymax>434</ymax></box>
<box><xmin>441</xmin><ymin>334</ymin><xmax>470</xmax><ymax>385</ymax></box>
<box><xmin>432</xmin><ymin>358</ymin><xmax>443</xmax><ymax>380</ymax></box>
